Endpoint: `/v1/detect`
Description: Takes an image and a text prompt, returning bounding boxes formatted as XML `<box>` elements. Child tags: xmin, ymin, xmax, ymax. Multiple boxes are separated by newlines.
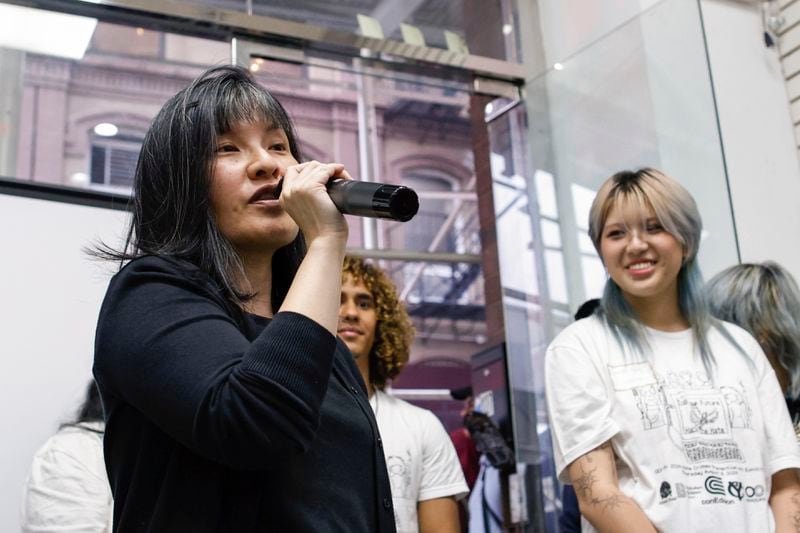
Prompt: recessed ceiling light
<box><xmin>553</xmin><ymin>63</ymin><xmax>564</xmax><ymax>71</ymax></box>
<box><xmin>502</xmin><ymin>24</ymin><xmax>513</xmax><ymax>35</ymax></box>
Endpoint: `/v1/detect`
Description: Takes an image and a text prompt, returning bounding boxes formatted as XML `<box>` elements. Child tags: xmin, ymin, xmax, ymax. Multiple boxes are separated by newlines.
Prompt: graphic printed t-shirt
<box><xmin>370</xmin><ymin>389</ymin><xmax>468</xmax><ymax>533</ymax></box>
<box><xmin>546</xmin><ymin>316</ymin><xmax>800</xmax><ymax>533</ymax></box>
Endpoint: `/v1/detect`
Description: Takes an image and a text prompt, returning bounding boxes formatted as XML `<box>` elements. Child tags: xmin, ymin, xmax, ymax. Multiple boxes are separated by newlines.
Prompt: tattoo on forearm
<box><xmin>790</xmin><ymin>491</ymin><xmax>800</xmax><ymax>532</ymax></box>
<box><xmin>574</xmin><ymin>442</ymin><xmax>623</xmax><ymax>512</ymax></box>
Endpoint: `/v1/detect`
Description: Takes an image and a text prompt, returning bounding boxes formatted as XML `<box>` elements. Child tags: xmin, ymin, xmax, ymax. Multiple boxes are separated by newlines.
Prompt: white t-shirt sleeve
<box><xmin>20</xmin><ymin>429</ymin><xmax>113</xmax><ymax>533</ymax></box>
<box><xmin>545</xmin><ymin>335</ymin><xmax>619</xmax><ymax>484</ymax></box>
<box><xmin>746</xmin><ymin>334</ymin><xmax>800</xmax><ymax>476</ymax></box>
<box><xmin>417</xmin><ymin>411</ymin><xmax>469</xmax><ymax>502</ymax></box>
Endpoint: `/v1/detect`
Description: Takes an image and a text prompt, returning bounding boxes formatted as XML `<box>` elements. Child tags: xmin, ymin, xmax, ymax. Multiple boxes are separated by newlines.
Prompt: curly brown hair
<box><xmin>342</xmin><ymin>256</ymin><xmax>415</xmax><ymax>390</ymax></box>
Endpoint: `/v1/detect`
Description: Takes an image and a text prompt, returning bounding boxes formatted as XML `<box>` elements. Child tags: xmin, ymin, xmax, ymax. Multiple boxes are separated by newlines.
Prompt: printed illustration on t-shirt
<box><xmin>630</xmin><ymin>370</ymin><xmax>751</xmax><ymax>463</ymax></box>
<box><xmin>386</xmin><ymin>450</ymin><xmax>412</xmax><ymax>498</ymax></box>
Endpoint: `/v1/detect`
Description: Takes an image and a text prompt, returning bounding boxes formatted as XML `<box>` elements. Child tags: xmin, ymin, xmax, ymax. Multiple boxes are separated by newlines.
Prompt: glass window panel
<box><xmin>581</xmin><ymin>255</ymin><xmax>606</xmax><ymax>300</ymax></box>
<box><xmin>577</xmin><ymin>231</ymin><xmax>595</xmax><ymax>255</ymax></box>
<box><xmin>540</xmin><ymin>218</ymin><xmax>561</xmax><ymax>248</ymax></box>
<box><xmin>494</xmin><ymin>180</ymin><xmax>538</xmax><ymax>297</ymax></box>
<box><xmin>544</xmin><ymin>249</ymin><xmax>568</xmax><ymax>304</ymax></box>
<box><xmin>403</xmin><ymin>175</ymin><xmax>456</xmax><ymax>253</ymax></box>
<box><xmin>247</xmin><ymin>55</ymin><xmax>478</xmax><ymax>257</ymax></box>
<box><xmin>108</xmin><ymin>147</ymin><xmax>138</xmax><ymax>188</ymax></box>
<box><xmin>571</xmin><ymin>182</ymin><xmax>597</xmax><ymax>230</ymax></box>
<box><xmin>535</xmin><ymin>169</ymin><xmax>558</xmax><ymax>219</ymax></box>
<box><xmin>90</xmin><ymin>22</ymin><xmax>160</xmax><ymax>57</ymax></box>
<box><xmin>1</xmin><ymin>12</ymin><xmax>231</xmax><ymax>189</ymax></box>
<box><xmin>489</xmin><ymin>1</ymin><xmax>737</xmax><ymax>528</ymax></box>
<box><xmin>89</xmin><ymin>146</ymin><xmax>105</xmax><ymax>184</ymax></box>
<box><xmin>526</xmin><ymin>0</ymin><xmax>738</xmax><ymax>308</ymax></box>
<box><xmin>180</xmin><ymin>0</ymin><xmax>520</xmax><ymax>62</ymax></box>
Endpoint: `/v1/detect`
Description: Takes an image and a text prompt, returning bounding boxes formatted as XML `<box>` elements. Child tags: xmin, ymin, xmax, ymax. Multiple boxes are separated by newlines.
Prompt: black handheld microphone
<box><xmin>276</xmin><ymin>178</ymin><xmax>419</xmax><ymax>222</ymax></box>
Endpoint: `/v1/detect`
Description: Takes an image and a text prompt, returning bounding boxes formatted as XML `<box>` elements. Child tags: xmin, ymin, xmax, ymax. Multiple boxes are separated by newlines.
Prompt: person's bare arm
<box><xmin>418</xmin><ymin>496</ymin><xmax>460</xmax><ymax>533</ymax></box>
<box><xmin>567</xmin><ymin>441</ymin><xmax>656</xmax><ymax>533</ymax></box>
<box><xmin>770</xmin><ymin>468</ymin><xmax>800</xmax><ymax>532</ymax></box>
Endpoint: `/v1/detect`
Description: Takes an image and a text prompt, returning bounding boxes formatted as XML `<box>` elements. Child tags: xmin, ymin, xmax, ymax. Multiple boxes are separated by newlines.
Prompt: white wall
<box><xmin>0</xmin><ymin>192</ymin><xmax>128</xmax><ymax>532</ymax></box>
<box><xmin>701</xmin><ymin>0</ymin><xmax>800</xmax><ymax>280</ymax></box>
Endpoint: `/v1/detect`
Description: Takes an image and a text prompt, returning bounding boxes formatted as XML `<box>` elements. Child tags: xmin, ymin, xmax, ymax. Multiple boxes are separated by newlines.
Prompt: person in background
<box><xmin>21</xmin><ymin>379</ymin><xmax>113</xmax><ymax>533</ymax></box>
<box><xmin>558</xmin><ymin>298</ymin><xmax>601</xmax><ymax>533</ymax></box>
<box><xmin>448</xmin><ymin>386</ymin><xmax>480</xmax><ymax>533</ymax></box>
<box><xmin>339</xmin><ymin>255</ymin><xmax>468</xmax><ymax>533</ymax></box>
<box><xmin>93</xmin><ymin>65</ymin><xmax>394</xmax><ymax>532</ymax></box>
<box><xmin>465</xmin><ymin>413</ymin><xmax>511</xmax><ymax>533</ymax></box>
<box><xmin>545</xmin><ymin>168</ymin><xmax>800</xmax><ymax>532</ymax></box>
<box><xmin>707</xmin><ymin>261</ymin><xmax>800</xmax><ymax>437</ymax></box>
<box><xmin>449</xmin><ymin>386</ymin><xmax>480</xmax><ymax>490</ymax></box>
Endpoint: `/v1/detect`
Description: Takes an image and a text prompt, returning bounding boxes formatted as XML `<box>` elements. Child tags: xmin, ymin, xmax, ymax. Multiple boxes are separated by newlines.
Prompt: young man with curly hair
<box><xmin>339</xmin><ymin>256</ymin><xmax>468</xmax><ymax>533</ymax></box>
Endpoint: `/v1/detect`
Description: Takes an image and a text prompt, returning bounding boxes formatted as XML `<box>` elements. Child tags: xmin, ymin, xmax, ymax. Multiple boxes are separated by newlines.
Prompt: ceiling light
<box><xmin>553</xmin><ymin>62</ymin><xmax>564</xmax><ymax>71</ymax></box>
<box><xmin>0</xmin><ymin>4</ymin><xmax>97</xmax><ymax>60</ymax></box>
<box><xmin>94</xmin><ymin>123</ymin><xmax>118</xmax><ymax>137</ymax></box>
<box><xmin>502</xmin><ymin>24</ymin><xmax>513</xmax><ymax>35</ymax></box>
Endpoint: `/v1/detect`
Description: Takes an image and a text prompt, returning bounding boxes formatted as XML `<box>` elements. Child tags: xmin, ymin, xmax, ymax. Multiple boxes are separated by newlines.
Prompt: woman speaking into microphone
<box><xmin>93</xmin><ymin>65</ymin><xmax>395</xmax><ymax>532</ymax></box>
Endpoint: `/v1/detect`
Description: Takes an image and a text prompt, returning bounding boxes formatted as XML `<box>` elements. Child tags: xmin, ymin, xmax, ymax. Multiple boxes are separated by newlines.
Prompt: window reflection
<box><xmin>5</xmin><ymin>16</ymin><xmax>229</xmax><ymax>187</ymax></box>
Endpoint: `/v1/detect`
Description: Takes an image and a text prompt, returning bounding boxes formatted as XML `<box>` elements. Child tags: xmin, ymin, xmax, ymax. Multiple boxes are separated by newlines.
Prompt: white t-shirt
<box><xmin>21</xmin><ymin>422</ymin><xmax>113</xmax><ymax>533</ymax></box>
<box><xmin>370</xmin><ymin>389</ymin><xmax>469</xmax><ymax>533</ymax></box>
<box><xmin>545</xmin><ymin>316</ymin><xmax>800</xmax><ymax>533</ymax></box>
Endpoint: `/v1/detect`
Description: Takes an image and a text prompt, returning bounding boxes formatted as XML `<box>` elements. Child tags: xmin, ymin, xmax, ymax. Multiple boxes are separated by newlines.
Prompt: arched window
<box><xmin>89</xmin><ymin>130</ymin><xmax>144</xmax><ymax>190</ymax></box>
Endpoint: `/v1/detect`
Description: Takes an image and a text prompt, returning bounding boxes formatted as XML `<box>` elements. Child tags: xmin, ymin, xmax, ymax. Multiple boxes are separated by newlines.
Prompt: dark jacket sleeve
<box><xmin>93</xmin><ymin>256</ymin><xmax>336</xmax><ymax>470</ymax></box>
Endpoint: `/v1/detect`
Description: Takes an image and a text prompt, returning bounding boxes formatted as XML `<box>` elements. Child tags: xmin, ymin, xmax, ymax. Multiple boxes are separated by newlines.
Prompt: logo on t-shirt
<box><xmin>704</xmin><ymin>475</ymin><xmax>725</xmax><ymax>496</ymax></box>
<box><xmin>660</xmin><ymin>481</ymin><xmax>672</xmax><ymax>499</ymax></box>
<box><xmin>704</xmin><ymin>475</ymin><xmax>765</xmax><ymax>502</ymax></box>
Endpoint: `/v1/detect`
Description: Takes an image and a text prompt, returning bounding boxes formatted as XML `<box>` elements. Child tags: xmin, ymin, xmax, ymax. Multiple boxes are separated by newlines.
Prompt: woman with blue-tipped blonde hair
<box><xmin>545</xmin><ymin>168</ymin><xmax>800</xmax><ymax>532</ymax></box>
<box><xmin>708</xmin><ymin>261</ymin><xmax>800</xmax><ymax>438</ymax></box>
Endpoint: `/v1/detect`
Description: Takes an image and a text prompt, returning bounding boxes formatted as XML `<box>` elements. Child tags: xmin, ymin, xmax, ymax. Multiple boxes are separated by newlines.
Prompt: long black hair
<box><xmin>95</xmin><ymin>65</ymin><xmax>306</xmax><ymax>313</ymax></box>
<box><xmin>60</xmin><ymin>379</ymin><xmax>105</xmax><ymax>432</ymax></box>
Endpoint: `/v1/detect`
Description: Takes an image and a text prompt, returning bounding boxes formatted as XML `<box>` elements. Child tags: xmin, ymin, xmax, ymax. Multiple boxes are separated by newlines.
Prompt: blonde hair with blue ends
<box><xmin>588</xmin><ymin>168</ymin><xmax>727</xmax><ymax>375</ymax></box>
<box><xmin>707</xmin><ymin>261</ymin><xmax>800</xmax><ymax>399</ymax></box>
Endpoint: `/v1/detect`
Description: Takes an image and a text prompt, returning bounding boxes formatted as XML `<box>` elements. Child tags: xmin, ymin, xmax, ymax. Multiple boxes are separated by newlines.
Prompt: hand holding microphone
<box><xmin>276</xmin><ymin>175</ymin><xmax>419</xmax><ymax>222</ymax></box>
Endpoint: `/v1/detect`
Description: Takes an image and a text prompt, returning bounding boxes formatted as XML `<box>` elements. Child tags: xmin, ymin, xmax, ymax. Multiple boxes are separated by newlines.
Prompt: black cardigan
<box><xmin>93</xmin><ymin>256</ymin><xmax>395</xmax><ymax>532</ymax></box>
